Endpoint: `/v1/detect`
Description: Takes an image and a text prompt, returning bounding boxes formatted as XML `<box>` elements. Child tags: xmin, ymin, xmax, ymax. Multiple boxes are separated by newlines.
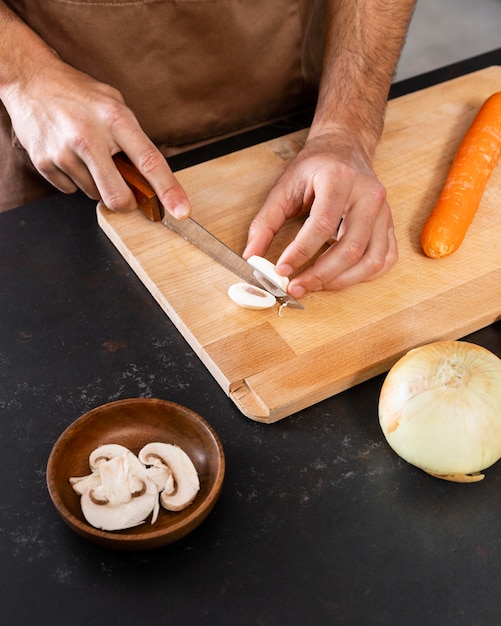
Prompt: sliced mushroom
<box><xmin>70</xmin><ymin>440</ymin><xmax>201</xmax><ymax>529</ymax></box>
<box><xmin>139</xmin><ymin>442</ymin><xmax>200</xmax><ymax>512</ymax></box>
<box><xmin>247</xmin><ymin>255</ymin><xmax>290</xmax><ymax>291</ymax></box>
<box><xmin>93</xmin><ymin>453</ymin><xmax>142</xmax><ymax>505</ymax></box>
<box><xmin>141</xmin><ymin>456</ymin><xmax>176</xmax><ymax>496</ymax></box>
<box><xmin>71</xmin><ymin>450</ymin><xmax>159</xmax><ymax>531</ymax></box>
<box><xmin>69</xmin><ymin>471</ymin><xmax>101</xmax><ymax>496</ymax></box>
<box><xmin>228</xmin><ymin>282</ymin><xmax>276</xmax><ymax>309</ymax></box>
<box><xmin>89</xmin><ymin>443</ymin><xmax>130</xmax><ymax>471</ymax></box>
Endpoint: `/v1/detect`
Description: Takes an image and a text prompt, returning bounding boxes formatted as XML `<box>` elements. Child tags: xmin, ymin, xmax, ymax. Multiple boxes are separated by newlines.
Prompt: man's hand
<box><xmin>0</xmin><ymin>5</ymin><xmax>189</xmax><ymax>218</ymax></box>
<box><xmin>244</xmin><ymin>0</ymin><xmax>415</xmax><ymax>296</ymax></box>
<box><xmin>243</xmin><ymin>132</ymin><xmax>398</xmax><ymax>297</ymax></box>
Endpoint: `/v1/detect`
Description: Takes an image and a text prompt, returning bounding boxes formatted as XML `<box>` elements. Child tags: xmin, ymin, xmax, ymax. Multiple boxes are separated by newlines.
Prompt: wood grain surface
<box><xmin>98</xmin><ymin>67</ymin><xmax>501</xmax><ymax>422</ymax></box>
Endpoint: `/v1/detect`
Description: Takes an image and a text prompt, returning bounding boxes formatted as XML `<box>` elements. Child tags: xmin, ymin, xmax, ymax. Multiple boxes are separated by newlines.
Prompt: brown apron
<box><xmin>1</xmin><ymin>0</ymin><xmax>326</xmax><ymax>211</ymax></box>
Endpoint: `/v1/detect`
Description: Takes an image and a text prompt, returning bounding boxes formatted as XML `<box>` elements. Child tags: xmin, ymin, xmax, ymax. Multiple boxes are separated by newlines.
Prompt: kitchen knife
<box><xmin>112</xmin><ymin>153</ymin><xmax>304</xmax><ymax>309</ymax></box>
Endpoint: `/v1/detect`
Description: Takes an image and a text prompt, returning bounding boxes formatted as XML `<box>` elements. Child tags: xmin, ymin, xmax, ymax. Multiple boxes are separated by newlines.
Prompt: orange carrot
<box><xmin>421</xmin><ymin>91</ymin><xmax>501</xmax><ymax>258</ymax></box>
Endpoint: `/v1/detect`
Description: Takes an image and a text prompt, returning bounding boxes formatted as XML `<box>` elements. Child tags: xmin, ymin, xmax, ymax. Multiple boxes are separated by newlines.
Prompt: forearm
<box><xmin>0</xmin><ymin>3</ymin><xmax>59</xmax><ymax>100</ymax></box>
<box><xmin>310</xmin><ymin>0</ymin><xmax>416</xmax><ymax>156</ymax></box>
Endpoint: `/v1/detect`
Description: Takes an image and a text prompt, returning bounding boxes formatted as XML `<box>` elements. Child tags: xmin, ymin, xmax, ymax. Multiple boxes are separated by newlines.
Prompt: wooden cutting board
<box><xmin>98</xmin><ymin>67</ymin><xmax>501</xmax><ymax>423</ymax></box>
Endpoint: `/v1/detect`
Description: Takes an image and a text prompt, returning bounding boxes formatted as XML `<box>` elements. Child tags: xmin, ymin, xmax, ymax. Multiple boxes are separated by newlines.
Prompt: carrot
<box><xmin>421</xmin><ymin>91</ymin><xmax>501</xmax><ymax>258</ymax></box>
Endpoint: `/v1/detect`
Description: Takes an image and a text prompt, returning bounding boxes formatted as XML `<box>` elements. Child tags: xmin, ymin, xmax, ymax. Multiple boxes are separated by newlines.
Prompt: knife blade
<box><xmin>112</xmin><ymin>153</ymin><xmax>304</xmax><ymax>309</ymax></box>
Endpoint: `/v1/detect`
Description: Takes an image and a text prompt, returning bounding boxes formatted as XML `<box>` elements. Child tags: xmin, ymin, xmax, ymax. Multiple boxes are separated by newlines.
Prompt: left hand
<box><xmin>243</xmin><ymin>133</ymin><xmax>398</xmax><ymax>298</ymax></box>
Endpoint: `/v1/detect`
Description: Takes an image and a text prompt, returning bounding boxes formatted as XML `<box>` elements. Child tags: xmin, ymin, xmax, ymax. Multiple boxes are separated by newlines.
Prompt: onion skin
<box><xmin>379</xmin><ymin>341</ymin><xmax>501</xmax><ymax>481</ymax></box>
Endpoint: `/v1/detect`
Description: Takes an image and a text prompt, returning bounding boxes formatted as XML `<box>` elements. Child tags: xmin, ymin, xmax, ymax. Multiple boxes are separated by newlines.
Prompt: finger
<box><xmin>330</xmin><ymin>218</ymin><xmax>397</xmax><ymax>288</ymax></box>
<box><xmin>311</xmin><ymin>182</ymin><xmax>389</xmax><ymax>286</ymax></box>
<box><xmin>40</xmin><ymin>169</ymin><xmax>79</xmax><ymax>195</ymax></box>
<box><xmin>56</xmin><ymin>158</ymin><xmax>102</xmax><ymax>200</ymax></box>
<box><xmin>49</xmin><ymin>143</ymin><xmax>139</xmax><ymax>212</ymax></box>
<box><xmin>35</xmin><ymin>155</ymin><xmax>80</xmax><ymax>195</ymax></box>
<box><xmin>274</xmin><ymin>179</ymin><xmax>348</xmax><ymax>277</ymax></box>
<box><xmin>113</xmin><ymin>125</ymin><xmax>190</xmax><ymax>219</ymax></box>
<box><xmin>76</xmin><ymin>147</ymin><xmax>174</xmax><ymax>215</ymax></box>
<box><xmin>243</xmin><ymin>176</ymin><xmax>305</xmax><ymax>259</ymax></box>
<box><xmin>288</xmin><ymin>205</ymin><xmax>396</xmax><ymax>295</ymax></box>
<box><xmin>84</xmin><ymin>152</ymin><xmax>139</xmax><ymax>212</ymax></box>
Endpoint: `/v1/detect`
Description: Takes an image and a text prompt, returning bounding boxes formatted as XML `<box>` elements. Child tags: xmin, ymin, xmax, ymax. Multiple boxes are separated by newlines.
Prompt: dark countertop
<box><xmin>1</xmin><ymin>50</ymin><xmax>500</xmax><ymax>626</ymax></box>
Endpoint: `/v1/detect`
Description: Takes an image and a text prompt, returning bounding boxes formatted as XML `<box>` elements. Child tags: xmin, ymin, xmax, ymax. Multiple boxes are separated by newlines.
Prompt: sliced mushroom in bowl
<box><xmin>47</xmin><ymin>398</ymin><xmax>225</xmax><ymax>550</ymax></box>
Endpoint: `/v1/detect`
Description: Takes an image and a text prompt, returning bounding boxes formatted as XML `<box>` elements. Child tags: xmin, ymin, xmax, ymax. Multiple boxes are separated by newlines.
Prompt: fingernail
<box><xmin>173</xmin><ymin>204</ymin><xmax>190</xmax><ymax>219</ymax></box>
<box><xmin>277</xmin><ymin>263</ymin><xmax>293</xmax><ymax>276</ymax></box>
<box><xmin>289</xmin><ymin>284</ymin><xmax>305</xmax><ymax>298</ymax></box>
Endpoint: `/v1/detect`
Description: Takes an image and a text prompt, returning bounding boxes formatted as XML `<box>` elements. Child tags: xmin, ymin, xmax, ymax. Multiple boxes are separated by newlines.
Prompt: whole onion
<box><xmin>378</xmin><ymin>340</ymin><xmax>501</xmax><ymax>482</ymax></box>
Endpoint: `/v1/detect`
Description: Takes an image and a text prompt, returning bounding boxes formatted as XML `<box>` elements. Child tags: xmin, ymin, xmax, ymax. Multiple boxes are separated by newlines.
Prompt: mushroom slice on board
<box><xmin>139</xmin><ymin>442</ymin><xmax>200</xmax><ymax>511</ymax></box>
<box><xmin>227</xmin><ymin>282</ymin><xmax>276</xmax><ymax>309</ymax></box>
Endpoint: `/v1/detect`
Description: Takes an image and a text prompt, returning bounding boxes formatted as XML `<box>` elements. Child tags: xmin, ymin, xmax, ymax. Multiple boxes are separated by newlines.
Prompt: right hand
<box><xmin>1</xmin><ymin>53</ymin><xmax>190</xmax><ymax>218</ymax></box>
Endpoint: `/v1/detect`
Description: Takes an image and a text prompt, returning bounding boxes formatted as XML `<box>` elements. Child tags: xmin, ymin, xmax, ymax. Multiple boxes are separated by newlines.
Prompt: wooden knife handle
<box><xmin>112</xmin><ymin>152</ymin><xmax>163</xmax><ymax>222</ymax></box>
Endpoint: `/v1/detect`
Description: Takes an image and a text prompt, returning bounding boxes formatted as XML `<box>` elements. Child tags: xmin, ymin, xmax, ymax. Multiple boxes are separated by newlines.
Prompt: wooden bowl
<box><xmin>46</xmin><ymin>398</ymin><xmax>225</xmax><ymax>550</ymax></box>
